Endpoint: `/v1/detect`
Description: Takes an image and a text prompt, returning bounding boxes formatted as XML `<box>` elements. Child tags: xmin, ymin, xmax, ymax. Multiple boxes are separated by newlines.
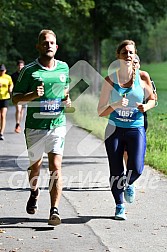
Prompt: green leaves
<box><xmin>1</xmin><ymin>0</ymin><xmax>167</xmax><ymax>75</ymax></box>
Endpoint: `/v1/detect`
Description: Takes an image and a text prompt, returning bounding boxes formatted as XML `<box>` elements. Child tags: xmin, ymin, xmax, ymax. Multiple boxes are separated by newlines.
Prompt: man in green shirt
<box><xmin>12</xmin><ymin>29</ymin><xmax>71</xmax><ymax>226</ymax></box>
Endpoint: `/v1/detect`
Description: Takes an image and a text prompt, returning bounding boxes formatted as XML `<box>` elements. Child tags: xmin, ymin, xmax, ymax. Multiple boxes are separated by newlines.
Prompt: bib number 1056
<box><xmin>40</xmin><ymin>98</ymin><xmax>62</xmax><ymax>115</ymax></box>
<box><xmin>44</xmin><ymin>103</ymin><xmax>60</xmax><ymax>111</ymax></box>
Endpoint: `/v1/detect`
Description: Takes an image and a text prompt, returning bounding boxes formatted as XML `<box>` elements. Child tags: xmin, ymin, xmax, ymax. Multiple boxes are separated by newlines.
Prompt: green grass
<box><xmin>142</xmin><ymin>62</ymin><xmax>167</xmax><ymax>91</ymax></box>
<box><xmin>70</xmin><ymin>62</ymin><xmax>167</xmax><ymax>175</ymax></box>
<box><xmin>142</xmin><ymin>62</ymin><xmax>167</xmax><ymax>173</ymax></box>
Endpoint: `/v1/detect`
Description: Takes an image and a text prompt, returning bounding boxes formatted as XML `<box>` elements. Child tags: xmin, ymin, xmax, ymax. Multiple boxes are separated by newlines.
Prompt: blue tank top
<box><xmin>109</xmin><ymin>69</ymin><xmax>144</xmax><ymax>128</ymax></box>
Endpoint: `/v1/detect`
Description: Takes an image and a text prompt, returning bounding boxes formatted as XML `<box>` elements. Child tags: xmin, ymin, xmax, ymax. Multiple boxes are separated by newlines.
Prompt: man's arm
<box><xmin>62</xmin><ymin>88</ymin><xmax>71</xmax><ymax>108</ymax></box>
<box><xmin>12</xmin><ymin>83</ymin><xmax>44</xmax><ymax>105</ymax></box>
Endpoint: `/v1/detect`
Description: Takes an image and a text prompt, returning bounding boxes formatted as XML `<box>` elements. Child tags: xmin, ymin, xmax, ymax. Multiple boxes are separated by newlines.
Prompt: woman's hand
<box><xmin>136</xmin><ymin>102</ymin><xmax>146</xmax><ymax>113</ymax></box>
<box><xmin>114</xmin><ymin>94</ymin><xmax>129</xmax><ymax>108</ymax></box>
<box><xmin>136</xmin><ymin>100</ymin><xmax>155</xmax><ymax>113</ymax></box>
<box><xmin>121</xmin><ymin>94</ymin><xmax>129</xmax><ymax>107</ymax></box>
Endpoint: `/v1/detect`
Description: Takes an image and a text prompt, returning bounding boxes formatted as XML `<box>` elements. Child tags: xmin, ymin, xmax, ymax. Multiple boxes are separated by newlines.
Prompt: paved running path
<box><xmin>0</xmin><ymin>106</ymin><xmax>167</xmax><ymax>252</ymax></box>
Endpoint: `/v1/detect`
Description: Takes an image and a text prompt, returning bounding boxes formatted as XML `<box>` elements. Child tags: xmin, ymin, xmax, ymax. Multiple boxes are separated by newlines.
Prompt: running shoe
<box><xmin>124</xmin><ymin>184</ymin><xmax>135</xmax><ymax>203</ymax></box>
<box><xmin>26</xmin><ymin>188</ymin><xmax>40</xmax><ymax>214</ymax></box>
<box><xmin>48</xmin><ymin>207</ymin><xmax>61</xmax><ymax>226</ymax></box>
<box><xmin>115</xmin><ymin>204</ymin><xmax>127</xmax><ymax>220</ymax></box>
<box><xmin>0</xmin><ymin>134</ymin><xmax>4</xmax><ymax>140</ymax></box>
<box><xmin>15</xmin><ymin>125</ymin><xmax>21</xmax><ymax>133</ymax></box>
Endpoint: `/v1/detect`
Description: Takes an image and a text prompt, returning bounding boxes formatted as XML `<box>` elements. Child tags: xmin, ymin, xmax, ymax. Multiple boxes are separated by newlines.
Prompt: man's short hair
<box><xmin>17</xmin><ymin>60</ymin><xmax>25</xmax><ymax>65</ymax></box>
<box><xmin>38</xmin><ymin>29</ymin><xmax>56</xmax><ymax>43</ymax></box>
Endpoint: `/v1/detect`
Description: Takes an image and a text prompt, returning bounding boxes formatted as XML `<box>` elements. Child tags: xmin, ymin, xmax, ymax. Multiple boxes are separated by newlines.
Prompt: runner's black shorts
<box><xmin>0</xmin><ymin>99</ymin><xmax>10</xmax><ymax>109</ymax></box>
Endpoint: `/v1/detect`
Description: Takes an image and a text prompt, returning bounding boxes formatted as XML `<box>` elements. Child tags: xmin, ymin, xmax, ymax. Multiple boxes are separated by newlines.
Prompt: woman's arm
<box><xmin>97</xmin><ymin>76</ymin><xmax>128</xmax><ymax>117</ymax></box>
<box><xmin>98</xmin><ymin>76</ymin><xmax>113</xmax><ymax>116</ymax></box>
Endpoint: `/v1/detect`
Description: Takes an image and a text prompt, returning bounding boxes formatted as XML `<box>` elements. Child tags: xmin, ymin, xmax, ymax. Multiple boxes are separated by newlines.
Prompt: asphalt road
<box><xmin>0</xmin><ymin>106</ymin><xmax>167</xmax><ymax>252</ymax></box>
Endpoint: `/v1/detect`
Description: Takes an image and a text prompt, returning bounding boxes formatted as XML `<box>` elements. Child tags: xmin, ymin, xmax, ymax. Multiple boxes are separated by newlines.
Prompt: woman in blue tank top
<box><xmin>98</xmin><ymin>40</ymin><xmax>155</xmax><ymax>220</ymax></box>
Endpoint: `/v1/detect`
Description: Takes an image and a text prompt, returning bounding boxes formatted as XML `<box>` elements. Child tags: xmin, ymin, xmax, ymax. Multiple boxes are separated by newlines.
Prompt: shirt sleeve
<box><xmin>8</xmin><ymin>76</ymin><xmax>14</xmax><ymax>88</ymax></box>
<box><xmin>13</xmin><ymin>68</ymin><xmax>30</xmax><ymax>94</ymax></box>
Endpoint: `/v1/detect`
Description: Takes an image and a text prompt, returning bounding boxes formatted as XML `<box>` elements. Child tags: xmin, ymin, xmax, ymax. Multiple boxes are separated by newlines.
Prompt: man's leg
<box><xmin>26</xmin><ymin>158</ymin><xmax>43</xmax><ymax>214</ymax></box>
<box><xmin>25</xmin><ymin>127</ymin><xmax>46</xmax><ymax>214</ymax></box>
<box><xmin>28</xmin><ymin>159</ymin><xmax>43</xmax><ymax>190</ymax></box>
<box><xmin>48</xmin><ymin>153</ymin><xmax>62</xmax><ymax>208</ymax></box>
<box><xmin>48</xmin><ymin>153</ymin><xmax>62</xmax><ymax>225</ymax></box>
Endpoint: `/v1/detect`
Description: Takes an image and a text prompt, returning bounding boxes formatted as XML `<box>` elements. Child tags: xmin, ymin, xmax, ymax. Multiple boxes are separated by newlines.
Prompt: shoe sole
<box><xmin>48</xmin><ymin>214</ymin><xmax>61</xmax><ymax>226</ymax></box>
<box><xmin>115</xmin><ymin>215</ymin><xmax>127</xmax><ymax>220</ymax></box>
<box><xmin>26</xmin><ymin>207</ymin><xmax>38</xmax><ymax>215</ymax></box>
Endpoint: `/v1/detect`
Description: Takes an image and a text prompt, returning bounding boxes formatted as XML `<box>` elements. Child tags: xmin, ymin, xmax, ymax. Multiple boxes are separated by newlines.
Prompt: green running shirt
<box><xmin>13</xmin><ymin>59</ymin><xmax>69</xmax><ymax>129</ymax></box>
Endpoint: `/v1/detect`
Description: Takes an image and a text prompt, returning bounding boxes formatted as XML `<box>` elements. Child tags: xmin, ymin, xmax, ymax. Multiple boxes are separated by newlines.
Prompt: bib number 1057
<box><xmin>116</xmin><ymin>107</ymin><xmax>137</xmax><ymax>122</ymax></box>
<box><xmin>117</xmin><ymin>110</ymin><xmax>133</xmax><ymax>118</ymax></box>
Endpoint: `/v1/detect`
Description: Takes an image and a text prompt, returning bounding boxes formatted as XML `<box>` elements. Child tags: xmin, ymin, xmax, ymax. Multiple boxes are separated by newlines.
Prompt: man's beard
<box><xmin>41</xmin><ymin>51</ymin><xmax>55</xmax><ymax>59</ymax></box>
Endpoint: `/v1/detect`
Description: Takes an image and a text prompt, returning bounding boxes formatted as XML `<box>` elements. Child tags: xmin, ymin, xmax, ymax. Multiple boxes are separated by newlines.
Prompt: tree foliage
<box><xmin>0</xmin><ymin>0</ymin><xmax>167</xmax><ymax>78</ymax></box>
<box><xmin>148</xmin><ymin>18</ymin><xmax>167</xmax><ymax>62</ymax></box>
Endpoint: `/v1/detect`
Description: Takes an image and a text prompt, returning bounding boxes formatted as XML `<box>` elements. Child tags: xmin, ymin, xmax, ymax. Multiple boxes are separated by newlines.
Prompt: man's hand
<box><xmin>62</xmin><ymin>94</ymin><xmax>71</xmax><ymax>108</ymax></box>
<box><xmin>36</xmin><ymin>83</ymin><xmax>44</xmax><ymax>97</ymax></box>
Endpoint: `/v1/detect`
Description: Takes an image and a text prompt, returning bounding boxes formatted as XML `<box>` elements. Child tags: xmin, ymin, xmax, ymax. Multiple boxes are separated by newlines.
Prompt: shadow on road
<box><xmin>0</xmin><ymin>214</ymin><xmax>117</xmax><ymax>232</ymax></box>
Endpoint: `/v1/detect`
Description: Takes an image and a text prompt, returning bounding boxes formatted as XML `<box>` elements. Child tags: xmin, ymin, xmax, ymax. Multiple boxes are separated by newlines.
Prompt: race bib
<box><xmin>115</xmin><ymin>107</ymin><xmax>138</xmax><ymax>122</ymax></box>
<box><xmin>40</xmin><ymin>98</ymin><xmax>62</xmax><ymax>115</ymax></box>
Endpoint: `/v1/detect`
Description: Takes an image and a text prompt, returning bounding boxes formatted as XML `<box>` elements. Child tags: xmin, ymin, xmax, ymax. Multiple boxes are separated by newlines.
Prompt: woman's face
<box><xmin>117</xmin><ymin>44</ymin><xmax>136</xmax><ymax>67</ymax></box>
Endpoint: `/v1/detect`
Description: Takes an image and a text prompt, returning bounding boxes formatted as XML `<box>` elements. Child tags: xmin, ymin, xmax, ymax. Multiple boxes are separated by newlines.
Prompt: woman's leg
<box><xmin>0</xmin><ymin>107</ymin><xmax>7</xmax><ymax>134</ymax></box>
<box><xmin>105</xmin><ymin>125</ymin><xmax>125</xmax><ymax>205</ymax></box>
<box><xmin>126</xmin><ymin>127</ymin><xmax>146</xmax><ymax>185</ymax></box>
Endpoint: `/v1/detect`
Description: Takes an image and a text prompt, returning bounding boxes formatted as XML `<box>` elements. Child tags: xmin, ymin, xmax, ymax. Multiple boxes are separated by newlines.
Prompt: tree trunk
<box><xmin>92</xmin><ymin>35</ymin><xmax>101</xmax><ymax>95</ymax></box>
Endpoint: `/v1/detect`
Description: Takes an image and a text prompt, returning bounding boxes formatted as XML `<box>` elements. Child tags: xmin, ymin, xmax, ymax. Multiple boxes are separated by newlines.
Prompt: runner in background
<box><xmin>133</xmin><ymin>54</ymin><xmax>158</xmax><ymax>131</ymax></box>
<box><xmin>123</xmin><ymin>54</ymin><xmax>158</xmax><ymax>166</ymax></box>
<box><xmin>11</xmin><ymin>60</ymin><xmax>25</xmax><ymax>133</ymax></box>
<box><xmin>0</xmin><ymin>64</ymin><xmax>13</xmax><ymax>140</ymax></box>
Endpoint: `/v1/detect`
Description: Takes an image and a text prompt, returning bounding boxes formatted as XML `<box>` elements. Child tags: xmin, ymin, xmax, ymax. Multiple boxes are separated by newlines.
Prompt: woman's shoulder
<box><xmin>139</xmin><ymin>70</ymin><xmax>150</xmax><ymax>81</ymax></box>
<box><xmin>105</xmin><ymin>72</ymin><xmax>118</xmax><ymax>87</ymax></box>
<box><xmin>139</xmin><ymin>70</ymin><xmax>152</xmax><ymax>88</ymax></box>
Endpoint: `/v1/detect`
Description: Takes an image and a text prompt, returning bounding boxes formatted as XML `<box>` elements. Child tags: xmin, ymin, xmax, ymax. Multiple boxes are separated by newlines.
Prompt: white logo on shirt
<box><xmin>59</xmin><ymin>74</ymin><xmax>66</xmax><ymax>82</ymax></box>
